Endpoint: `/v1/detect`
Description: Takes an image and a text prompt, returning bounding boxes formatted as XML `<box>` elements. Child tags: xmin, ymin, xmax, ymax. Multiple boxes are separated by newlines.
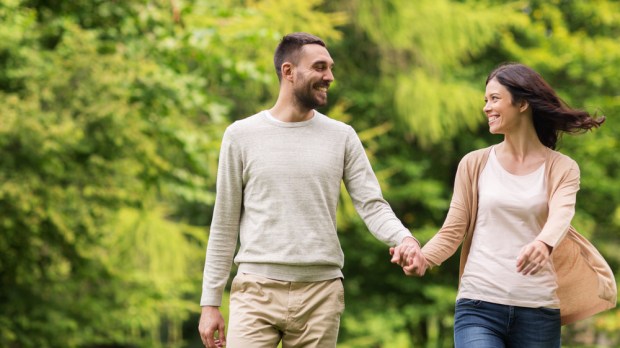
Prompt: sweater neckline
<box><xmin>261</xmin><ymin>110</ymin><xmax>319</xmax><ymax>128</ymax></box>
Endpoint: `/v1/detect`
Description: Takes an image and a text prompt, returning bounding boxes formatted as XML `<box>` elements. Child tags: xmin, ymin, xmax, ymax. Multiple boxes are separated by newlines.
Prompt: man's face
<box><xmin>291</xmin><ymin>44</ymin><xmax>334</xmax><ymax>110</ymax></box>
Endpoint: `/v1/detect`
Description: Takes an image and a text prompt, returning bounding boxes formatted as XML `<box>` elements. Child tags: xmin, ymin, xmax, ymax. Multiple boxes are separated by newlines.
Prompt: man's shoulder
<box><xmin>314</xmin><ymin>111</ymin><xmax>355</xmax><ymax>133</ymax></box>
<box><xmin>230</xmin><ymin>112</ymin><xmax>264</xmax><ymax>127</ymax></box>
<box><xmin>224</xmin><ymin>112</ymin><xmax>264</xmax><ymax>135</ymax></box>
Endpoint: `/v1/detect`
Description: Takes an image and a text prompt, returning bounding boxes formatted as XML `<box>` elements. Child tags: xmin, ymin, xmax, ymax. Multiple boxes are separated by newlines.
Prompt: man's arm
<box><xmin>198</xmin><ymin>128</ymin><xmax>243</xmax><ymax>346</ymax></box>
<box><xmin>342</xmin><ymin>127</ymin><xmax>424</xmax><ymax>274</ymax></box>
<box><xmin>201</xmin><ymin>128</ymin><xmax>243</xmax><ymax>306</ymax></box>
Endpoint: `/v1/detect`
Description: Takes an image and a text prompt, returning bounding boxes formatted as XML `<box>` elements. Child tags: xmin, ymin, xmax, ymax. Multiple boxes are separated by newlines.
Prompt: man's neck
<box><xmin>269</xmin><ymin>96</ymin><xmax>315</xmax><ymax>122</ymax></box>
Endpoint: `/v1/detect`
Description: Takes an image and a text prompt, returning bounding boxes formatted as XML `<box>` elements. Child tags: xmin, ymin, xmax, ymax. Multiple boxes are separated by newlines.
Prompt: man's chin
<box><xmin>295</xmin><ymin>94</ymin><xmax>327</xmax><ymax>110</ymax></box>
<box><xmin>314</xmin><ymin>97</ymin><xmax>328</xmax><ymax>108</ymax></box>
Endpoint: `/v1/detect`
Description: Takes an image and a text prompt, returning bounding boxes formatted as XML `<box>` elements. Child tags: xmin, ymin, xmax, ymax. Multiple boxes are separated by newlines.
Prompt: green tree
<box><xmin>327</xmin><ymin>0</ymin><xmax>620</xmax><ymax>346</ymax></box>
<box><xmin>0</xmin><ymin>0</ymin><xmax>347</xmax><ymax>347</ymax></box>
<box><xmin>0</xmin><ymin>1</ymin><xmax>216</xmax><ymax>346</ymax></box>
<box><xmin>1</xmin><ymin>0</ymin><xmax>618</xmax><ymax>347</ymax></box>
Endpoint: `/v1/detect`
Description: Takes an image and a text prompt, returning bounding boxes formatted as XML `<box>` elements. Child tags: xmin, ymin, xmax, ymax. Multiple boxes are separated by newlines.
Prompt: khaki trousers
<box><xmin>227</xmin><ymin>273</ymin><xmax>345</xmax><ymax>348</ymax></box>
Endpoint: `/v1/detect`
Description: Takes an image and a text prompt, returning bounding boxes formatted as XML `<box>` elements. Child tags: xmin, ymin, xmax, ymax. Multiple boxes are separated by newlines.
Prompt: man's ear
<box><xmin>519</xmin><ymin>99</ymin><xmax>529</xmax><ymax>113</ymax></box>
<box><xmin>281</xmin><ymin>62</ymin><xmax>294</xmax><ymax>82</ymax></box>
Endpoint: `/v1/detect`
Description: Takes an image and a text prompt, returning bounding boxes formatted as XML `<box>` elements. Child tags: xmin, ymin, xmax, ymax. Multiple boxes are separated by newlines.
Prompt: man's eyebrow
<box><xmin>312</xmin><ymin>58</ymin><xmax>334</xmax><ymax>65</ymax></box>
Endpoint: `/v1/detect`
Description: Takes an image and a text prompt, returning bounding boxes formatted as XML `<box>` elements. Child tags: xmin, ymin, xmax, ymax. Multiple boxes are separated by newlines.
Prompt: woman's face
<box><xmin>483</xmin><ymin>78</ymin><xmax>526</xmax><ymax>134</ymax></box>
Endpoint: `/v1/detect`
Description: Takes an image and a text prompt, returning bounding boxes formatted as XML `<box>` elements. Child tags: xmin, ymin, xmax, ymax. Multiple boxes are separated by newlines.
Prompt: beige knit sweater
<box><xmin>201</xmin><ymin>111</ymin><xmax>413</xmax><ymax>306</ymax></box>
<box><xmin>422</xmin><ymin>146</ymin><xmax>617</xmax><ymax>325</ymax></box>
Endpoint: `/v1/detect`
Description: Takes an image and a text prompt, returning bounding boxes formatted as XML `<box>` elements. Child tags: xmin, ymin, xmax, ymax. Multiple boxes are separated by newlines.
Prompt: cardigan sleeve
<box><xmin>537</xmin><ymin>159</ymin><xmax>580</xmax><ymax>249</ymax></box>
<box><xmin>422</xmin><ymin>153</ymin><xmax>474</xmax><ymax>267</ymax></box>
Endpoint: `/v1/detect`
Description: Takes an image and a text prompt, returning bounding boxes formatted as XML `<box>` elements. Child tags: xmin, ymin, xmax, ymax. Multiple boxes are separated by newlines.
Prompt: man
<box><xmin>198</xmin><ymin>32</ymin><xmax>424</xmax><ymax>348</ymax></box>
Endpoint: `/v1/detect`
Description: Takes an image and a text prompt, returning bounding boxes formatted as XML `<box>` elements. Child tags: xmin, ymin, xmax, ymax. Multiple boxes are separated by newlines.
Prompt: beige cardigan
<box><xmin>422</xmin><ymin>146</ymin><xmax>617</xmax><ymax>325</ymax></box>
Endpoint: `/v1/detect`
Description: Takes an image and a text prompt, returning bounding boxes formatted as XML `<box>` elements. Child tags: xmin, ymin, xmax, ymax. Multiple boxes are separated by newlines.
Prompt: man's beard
<box><xmin>293</xmin><ymin>78</ymin><xmax>327</xmax><ymax>110</ymax></box>
<box><xmin>295</xmin><ymin>91</ymin><xmax>322</xmax><ymax>110</ymax></box>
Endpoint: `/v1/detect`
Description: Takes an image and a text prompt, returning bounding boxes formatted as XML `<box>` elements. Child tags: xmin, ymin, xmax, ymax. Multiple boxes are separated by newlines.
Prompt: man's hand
<box><xmin>390</xmin><ymin>236</ymin><xmax>428</xmax><ymax>276</ymax></box>
<box><xmin>516</xmin><ymin>240</ymin><xmax>552</xmax><ymax>276</ymax></box>
<box><xmin>198</xmin><ymin>306</ymin><xmax>226</xmax><ymax>348</ymax></box>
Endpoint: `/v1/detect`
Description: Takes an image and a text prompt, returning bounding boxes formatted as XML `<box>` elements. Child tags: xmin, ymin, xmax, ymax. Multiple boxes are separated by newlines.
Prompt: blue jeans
<box><xmin>454</xmin><ymin>298</ymin><xmax>561</xmax><ymax>348</ymax></box>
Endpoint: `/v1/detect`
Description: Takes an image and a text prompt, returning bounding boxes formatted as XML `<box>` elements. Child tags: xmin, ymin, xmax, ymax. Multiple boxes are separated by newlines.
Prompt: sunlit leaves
<box><xmin>353</xmin><ymin>0</ymin><xmax>526</xmax><ymax>146</ymax></box>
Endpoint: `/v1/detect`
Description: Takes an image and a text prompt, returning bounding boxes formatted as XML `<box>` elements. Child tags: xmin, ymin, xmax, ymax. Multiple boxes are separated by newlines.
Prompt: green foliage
<box><xmin>351</xmin><ymin>0</ymin><xmax>528</xmax><ymax>146</ymax></box>
<box><xmin>331</xmin><ymin>0</ymin><xmax>620</xmax><ymax>346</ymax></box>
<box><xmin>0</xmin><ymin>0</ymin><xmax>218</xmax><ymax>346</ymax></box>
<box><xmin>1</xmin><ymin>0</ymin><xmax>619</xmax><ymax>347</ymax></box>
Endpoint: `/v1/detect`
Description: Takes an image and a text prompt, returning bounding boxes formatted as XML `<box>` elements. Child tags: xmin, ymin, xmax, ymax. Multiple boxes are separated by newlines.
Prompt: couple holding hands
<box><xmin>199</xmin><ymin>32</ymin><xmax>616</xmax><ymax>348</ymax></box>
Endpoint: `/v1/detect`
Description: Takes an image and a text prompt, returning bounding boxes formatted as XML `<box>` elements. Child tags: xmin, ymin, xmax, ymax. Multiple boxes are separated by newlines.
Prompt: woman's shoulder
<box><xmin>451</xmin><ymin>146</ymin><xmax>494</xmax><ymax>177</ymax></box>
<box><xmin>460</xmin><ymin>146</ymin><xmax>493</xmax><ymax>164</ymax></box>
<box><xmin>546</xmin><ymin>148</ymin><xmax>579</xmax><ymax>169</ymax></box>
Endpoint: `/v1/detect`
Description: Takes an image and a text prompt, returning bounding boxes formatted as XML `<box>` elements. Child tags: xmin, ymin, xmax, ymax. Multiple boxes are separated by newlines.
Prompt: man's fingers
<box><xmin>198</xmin><ymin>306</ymin><xmax>226</xmax><ymax>348</ymax></box>
<box><xmin>205</xmin><ymin>331</ymin><xmax>215</xmax><ymax>348</ymax></box>
<box><xmin>218</xmin><ymin>322</ymin><xmax>226</xmax><ymax>347</ymax></box>
<box><xmin>198</xmin><ymin>325</ymin><xmax>209</xmax><ymax>347</ymax></box>
<box><xmin>199</xmin><ymin>325</ymin><xmax>219</xmax><ymax>348</ymax></box>
<box><xmin>400</xmin><ymin>249</ymin><xmax>415</xmax><ymax>267</ymax></box>
<box><xmin>390</xmin><ymin>246</ymin><xmax>402</xmax><ymax>263</ymax></box>
<box><xmin>396</xmin><ymin>244</ymin><xmax>419</xmax><ymax>264</ymax></box>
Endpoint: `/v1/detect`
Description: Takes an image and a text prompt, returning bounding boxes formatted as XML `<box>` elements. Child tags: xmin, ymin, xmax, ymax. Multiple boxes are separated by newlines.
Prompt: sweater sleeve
<box><xmin>537</xmin><ymin>160</ymin><xmax>580</xmax><ymax>249</ymax></box>
<box><xmin>422</xmin><ymin>153</ymin><xmax>473</xmax><ymax>267</ymax></box>
<box><xmin>200</xmin><ymin>127</ymin><xmax>243</xmax><ymax>306</ymax></box>
<box><xmin>342</xmin><ymin>127</ymin><xmax>413</xmax><ymax>246</ymax></box>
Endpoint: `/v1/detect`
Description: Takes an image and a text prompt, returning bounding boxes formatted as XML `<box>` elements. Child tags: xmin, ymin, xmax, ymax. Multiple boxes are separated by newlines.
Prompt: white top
<box><xmin>200</xmin><ymin>110</ymin><xmax>413</xmax><ymax>306</ymax></box>
<box><xmin>457</xmin><ymin>147</ymin><xmax>560</xmax><ymax>308</ymax></box>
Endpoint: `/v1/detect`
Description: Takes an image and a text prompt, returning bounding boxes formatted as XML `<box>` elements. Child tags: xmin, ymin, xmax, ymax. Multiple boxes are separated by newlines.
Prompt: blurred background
<box><xmin>1</xmin><ymin>0</ymin><xmax>618</xmax><ymax>347</ymax></box>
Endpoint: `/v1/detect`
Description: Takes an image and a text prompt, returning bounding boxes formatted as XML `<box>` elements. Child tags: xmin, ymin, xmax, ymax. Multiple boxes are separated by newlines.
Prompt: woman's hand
<box><xmin>390</xmin><ymin>238</ymin><xmax>429</xmax><ymax>277</ymax></box>
<box><xmin>516</xmin><ymin>240</ymin><xmax>552</xmax><ymax>276</ymax></box>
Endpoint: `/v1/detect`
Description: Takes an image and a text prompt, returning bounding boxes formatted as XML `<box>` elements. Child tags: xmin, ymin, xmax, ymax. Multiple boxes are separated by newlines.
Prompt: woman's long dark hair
<box><xmin>486</xmin><ymin>63</ymin><xmax>605</xmax><ymax>149</ymax></box>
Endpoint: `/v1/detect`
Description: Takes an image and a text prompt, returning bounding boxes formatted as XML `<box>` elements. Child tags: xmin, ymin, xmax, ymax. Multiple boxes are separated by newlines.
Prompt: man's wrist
<box><xmin>202</xmin><ymin>305</ymin><xmax>220</xmax><ymax>313</ymax></box>
<box><xmin>401</xmin><ymin>235</ymin><xmax>420</xmax><ymax>247</ymax></box>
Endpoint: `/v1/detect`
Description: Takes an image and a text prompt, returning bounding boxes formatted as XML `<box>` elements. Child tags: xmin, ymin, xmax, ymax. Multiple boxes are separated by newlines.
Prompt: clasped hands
<box><xmin>389</xmin><ymin>237</ymin><xmax>429</xmax><ymax>276</ymax></box>
<box><xmin>389</xmin><ymin>238</ymin><xmax>551</xmax><ymax>277</ymax></box>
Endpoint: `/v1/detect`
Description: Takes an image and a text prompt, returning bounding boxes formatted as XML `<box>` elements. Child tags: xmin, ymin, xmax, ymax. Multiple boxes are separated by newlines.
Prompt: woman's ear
<box><xmin>519</xmin><ymin>99</ymin><xmax>530</xmax><ymax>113</ymax></box>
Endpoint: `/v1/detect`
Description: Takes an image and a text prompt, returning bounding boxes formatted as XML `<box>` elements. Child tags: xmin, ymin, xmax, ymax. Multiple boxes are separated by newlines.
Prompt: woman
<box><xmin>420</xmin><ymin>63</ymin><xmax>616</xmax><ymax>347</ymax></box>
